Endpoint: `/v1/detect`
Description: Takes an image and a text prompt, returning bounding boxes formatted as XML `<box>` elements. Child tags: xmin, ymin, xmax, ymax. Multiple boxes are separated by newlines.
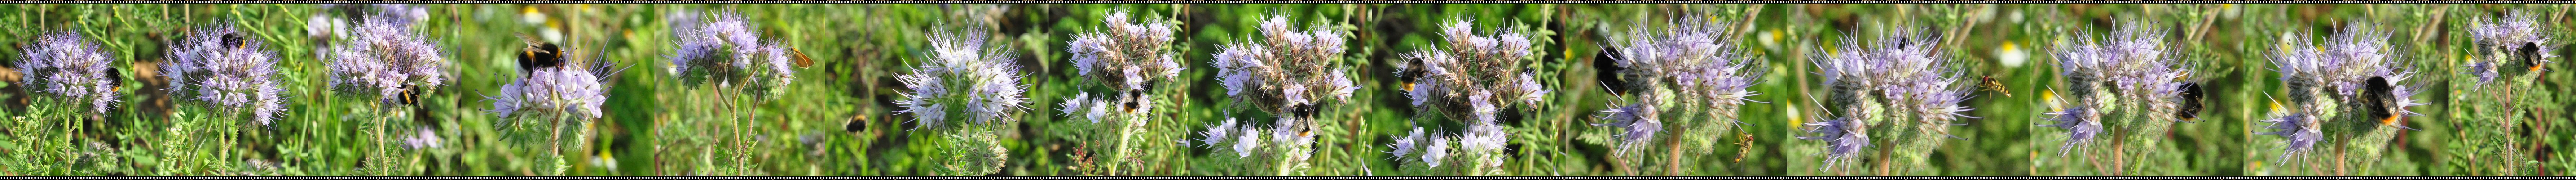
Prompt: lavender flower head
<box><xmin>1400</xmin><ymin>18</ymin><xmax>1546</xmax><ymax>124</ymax></box>
<box><xmin>327</xmin><ymin>14</ymin><xmax>448</xmax><ymax>106</ymax></box>
<box><xmin>2037</xmin><ymin>105</ymin><xmax>2099</xmax><ymax>156</ymax></box>
<box><xmin>2039</xmin><ymin>19</ymin><xmax>2189</xmax><ymax>156</ymax></box>
<box><xmin>667</xmin><ymin>10</ymin><xmax>797</xmax><ymax>93</ymax></box>
<box><xmin>320</xmin><ymin>4</ymin><xmax>428</xmax><ymax>26</ymax></box>
<box><xmin>2269</xmin><ymin>21</ymin><xmax>2424</xmax><ymax>119</ymax></box>
<box><xmin>1589</xmin><ymin>103</ymin><xmax>1660</xmax><ymax>154</ymax></box>
<box><xmin>1801</xmin><ymin>26</ymin><xmax>1973</xmax><ymax>170</ymax></box>
<box><xmin>1797</xmin><ymin>117</ymin><xmax>1870</xmax><ymax>168</ymax></box>
<box><xmin>164</xmin><ymin>25</ymin><xmax>289</xmax><ymax>125</ymax></box>
<box><xmin>1210</xmin><ymin>14</ymin><xmax>1359</xmax><ymax>118</ymax></box>
<box><xmin>14</xmin><ymin>31</ymin><xmax>120</xmax><ymax>114</ymax></box>
<box><xmin>896</xmin><ymin>27</ymin><xmax>1029</xmax><ymax>131</ymax></box>
<box><xmin>1591</xmin><ymin>15</ymin><xmax>1767</xmax><ymax>156</ymax></box>
<box><xmin>485</xmin><ymin>57</ymin><xmax>620</xmax><ymax>121</ymax></box>
<box><xmin>2256</xmin><ymin>113</ymin><xmax>2321</xmax><ymax>159</ymax></box>
<box><xmin>2465</xmin><ymin>11</ymin><xmax>2556</xmax><ymax>86</ymax></box>
<box><xmin>1061</xmin><ymin>10</ymin><xmax>1182</xmax><ymax>126</ymax></box>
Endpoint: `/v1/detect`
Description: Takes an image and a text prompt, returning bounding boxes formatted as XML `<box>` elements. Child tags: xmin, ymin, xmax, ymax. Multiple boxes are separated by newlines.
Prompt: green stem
<box><xmin>1106</xmin><ymin>124</ymin><xmax>1135</xmax><ymax>175</ymax></box>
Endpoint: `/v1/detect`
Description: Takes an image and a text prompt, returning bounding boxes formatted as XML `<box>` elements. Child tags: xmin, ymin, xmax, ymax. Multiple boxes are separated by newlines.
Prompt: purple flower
<box><xmin>321</xmin><ymin>4</ymin><xmax>428</xmax><ymax>26</ymax></box>
<box><xmin>1422</xmin><ymin>134</ymin><xmax>1452</xmax><ymax>167</ymax></box>
<box><xmin>1234</xmin><ymin>125</ymin><xmax>1264</xmax><ymax>158</ymax></box>
<box><xmin>1208</xmin><ymin>14</ymin><xmax>1358</xmax><ymax>118</ymax></box>
<box><xmin>483</xmin><ymin>61</ymin><xmax>614</xmax><ymax>121</ymax></box>
<box><xmin>1810</xmin><ymin>26</ymin><xmax>1977</xmax><ymax>140</ymax></box>
<box><xmin>2038</xmin><ymin>105</ymin><xmax>2100</xmax><ymax>156</ymax></box>
<box><xmin>895</xmin><ymin>27</ymin><xmax>1029</xmax><ymax>131</ymax></box>
<box><xmin>2269</xmin><ymin>21</ymin><xmax>2425</xmax><ymax>119</ymax></box>
<box><xmin>15</xmin><ymin>31</ymin><xmax>120</xmax><ymax>114</ymax></box>
<box><xmin>402</xmin><ymin>128</ymin><xmax>444</xmax><ymax>149</ymax></box>
<box><xmin>2466</xmin><ymin>10</ymin><xmax>2555</xmax><ymax>86</ymax></box>
<box><xmin>1403</xmin><ymin>18</ymin><xmax>1548</xmax><ymax>124</ymax></box>
<box><xmin>1065</xmin><ymin>10</ymin><xmax>1182</xmax><ymax>91</ymax></box>
<box><xmin>2257</xmin><ymin>113</ymin><xmax>2320</xmax><ymax>159</ymax></box>
<box><xmin>1198</xmin><ymin>118</ymin><xmax>1240</xmax><ymax>148</ymax></box>
<box><xmin>1384</xmin><ymin>127</ymin><xmax>1425</xmax><ymax>160</ymax></box>
<box><xmin>1796</xmin><ymin>117</ymin><xmax>1868</xmax><ymax>168</ymax></box>
<box><xmin>1589</xmin><ymin>103</ymin><xmax>1660</xmax><ymax>154</ymax></box>
<box><xmin>667</xmin><ymin>10</ymin><xmax>797</xmax><ymax>92</ymax></box>
<box><xmin>165</xmin><ymin>25</ymin><xmax>290</xmax><ymax>125</ymax></box>
<box><xmin>327</xmin><ymin>14</ymin><xmax>448</xmax><ymax>106</ymax></box>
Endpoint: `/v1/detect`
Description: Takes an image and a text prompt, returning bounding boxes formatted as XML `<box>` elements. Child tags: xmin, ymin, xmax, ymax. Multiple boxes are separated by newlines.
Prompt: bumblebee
<box><xmin>843</xmin><ymin>115</ymin><xmax>867</xmax><ymax>134</ymax></box>
<box><xmin>2359</xmin><ymin>76</ymin><xmax>2416</xmax><ymax>131</ymax></box>
<box><xmin>2174</xmin><ymin>82</ymin><xmax>2204</xmax><ymax>123</ymax></box>
<box><xmin>1120</xmin><ymin>90</ymin><xmax>1144</xmax><ymax>113</ymax></box>
<box><xmin>105</xmin><ymin>67</ymin><xmax>124</xmax><ymax>93</ymax></box>
<box><xmin>2517</xmin><ymin>42</ymin><xmax>2545</xmax><ymax>74</ymax></box>
<box><xmin>395</xmin><ymin>84</ymin><xmax>423</xmax><ymax>105</ymax></box>
<box><xmin>220</xmin><ymin>33</ymin><xmax>248</xmax><ymax>50</ymax></box>
<box><xmin>517</xmin><ymin>35</ymin><xmax>564</xmax><ymax>73</ymax></box>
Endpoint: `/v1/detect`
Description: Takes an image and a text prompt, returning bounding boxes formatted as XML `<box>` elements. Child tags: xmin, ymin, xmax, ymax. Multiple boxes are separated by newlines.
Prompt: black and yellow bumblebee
<box><xmin>517</xmin><ymin>35</ymin><xmax>565</xmax><ymax>73</ymax></box>
<box><xmin>1120</xmin><ymin>90</ymin><xmax>1144</xmax><ymax>114</ymax></box>
<box><xmin>395</xmin><ymin>84</ymin><xmax>423</xmax><ymax>105</ymax></box>
<box><xmin>2514</xmin><ymin>42</ymin><xmax>2545</xmax><ymax>75</ymax></box>
<box><xmin>220</xmin><ymin>33</ymin><xmax>250</xmax><ymax>50</ymax></box>
<box><xmin>2359</xmin><ymin>76</ymin><xmax>2416</xmax><ymax>131</ymax></box>
<box><xmin>2173</xmin><ymin>82</ymin><xmax>2204</xmax><ymax>123</ymax></box>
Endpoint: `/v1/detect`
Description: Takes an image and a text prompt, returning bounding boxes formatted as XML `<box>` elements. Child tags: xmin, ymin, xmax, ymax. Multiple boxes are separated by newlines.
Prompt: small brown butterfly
<box><xmin>2359</xmin><ymin>76</ymin><xmax>2415</xmax><ymax>131</ymax></box>
<box><xmin>789</xmin><ymin>47</ymin><xmax>816</xmax><ymax>68</ymax></box>
<box><xmin>1978</xmin><ymin>76</ymin><xmax>2012</xmax><ymax>97</ymax></box>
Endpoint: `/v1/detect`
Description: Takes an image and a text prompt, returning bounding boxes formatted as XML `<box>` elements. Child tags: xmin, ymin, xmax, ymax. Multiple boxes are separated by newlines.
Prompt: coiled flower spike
<box><xmin>326</xmin><ymin>13</ymin><xmax>448</xmax><ymax>106</ymax></box>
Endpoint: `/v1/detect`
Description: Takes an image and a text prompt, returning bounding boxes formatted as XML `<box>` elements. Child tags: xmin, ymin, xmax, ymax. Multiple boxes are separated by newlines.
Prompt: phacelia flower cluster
<box><xmin>1198</xmin><ymin>14</ymin><xmax>1353</xmax><ymax>174</ymax></box>
<box><xmin>2263</xmin><ymin>21</ymin><xmax>2426</xmax><ymax>158</ymax></box>
<box><xmin>326</xmin><ymin>11</ymin><xmax>449</xmax><ymax>106</ymax></box>
<box><xmin>485</xmin><ymin>57</ymin><xmax>620</xmax><ymax>121</ymax></box>
<box><xmin>1208</xmin><ymin>14</ymin><xmax>1360</xmax><ymax>118</ymax></box>
<box><xmin>1800</xmin><ymin>27</ymin><xmax>1977</xmax><ymax>167</ymax></box>
<box><xmin>667</xmin><ymin>10</ymin><xmax>797</xmax><ymax>94</ymax></box>
<box><xmin>1059</xmin><ymin>10</ymin><xmax>1182</xmax><ymax>126</ymax></box>
<box><xmin>2039</xmin><ymin>20</ymin><xmax>2191</xmax><ymax>156</ymax></box>
<box><xmin>2465</xmin><ymin>11</ymin><xmax>2557</xmax><ymax>87</ymax></box>
<box><xmin>15</xmin><ymin>31</ymin><xmax>121</xmax><ymax>114</ymax></box>
<box><xmin>1590</xmin><ymin>15</ymin><xmax>1767</xmax><ymax>156</ymax></box>
<box><xmin>1384</xmin><ymin>18</ymin><xmax>1541</xmax><ymax>171</ymax></box>
<box><xmin>895</xmin><ymin>28</ymin><xmax>1030</xmax><ymax>131</ymax></box>
<box><xmin>163</xmin><ymin>25</ymin><xmax>289</xmax><ymax>125</ymax></box>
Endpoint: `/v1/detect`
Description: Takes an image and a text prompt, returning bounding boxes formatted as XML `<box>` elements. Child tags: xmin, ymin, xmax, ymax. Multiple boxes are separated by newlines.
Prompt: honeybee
<box><xmin>2359</xmin><ymin>76</ymin><xmax>2416</xmax><ymax>131</ymax></box>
